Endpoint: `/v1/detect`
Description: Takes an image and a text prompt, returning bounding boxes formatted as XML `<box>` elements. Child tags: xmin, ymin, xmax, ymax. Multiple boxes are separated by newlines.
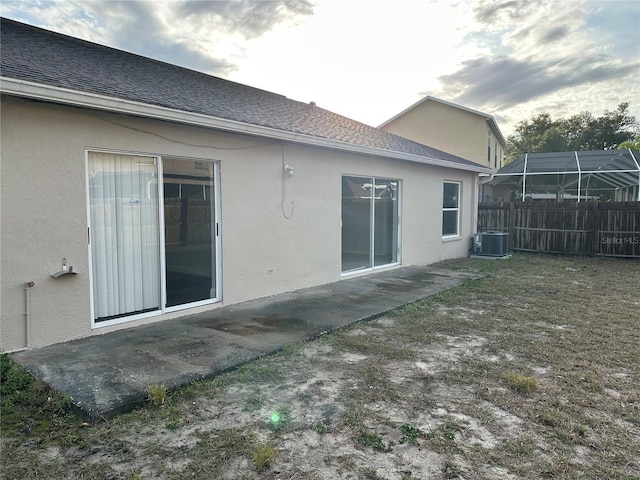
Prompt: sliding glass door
<box><xmin>88</xmin><ymin>152</ymin><xmax>219</xmax><ymax>325</ymax></box>
<box><xmin>341</xmin><ymin>176</ymin><xmax>399</xmax><ymax>273</ymax></box>
<box><xmin>162</xmin><ymin>158</ymin><xmax>217</xmax><ymax>308</ymax></box>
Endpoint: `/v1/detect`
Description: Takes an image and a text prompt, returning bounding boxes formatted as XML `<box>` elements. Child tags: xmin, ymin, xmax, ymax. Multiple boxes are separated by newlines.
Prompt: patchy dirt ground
<box><xmin>2</xmin><ymin>254</ymin><xmax>639</xmax><ymax>479</ymax></box>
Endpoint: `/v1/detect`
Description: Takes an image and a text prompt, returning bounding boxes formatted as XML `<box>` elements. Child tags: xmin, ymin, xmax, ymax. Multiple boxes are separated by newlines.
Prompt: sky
<box><xmin>2</xmin><ymin>0</ymin><xmax>639</xmax><ymax>137</ymax></box>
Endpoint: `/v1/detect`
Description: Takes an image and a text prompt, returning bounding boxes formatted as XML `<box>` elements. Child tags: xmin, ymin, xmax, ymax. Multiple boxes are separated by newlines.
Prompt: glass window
<box><xmin>342</xmin><ymin>176</ymin><xmax>399</xmax><ymax>273</ymax></box>
<box><xmin>442</xmin><ymin>182</ymin><xmax>460</xmax><ymax>237</ymax></box>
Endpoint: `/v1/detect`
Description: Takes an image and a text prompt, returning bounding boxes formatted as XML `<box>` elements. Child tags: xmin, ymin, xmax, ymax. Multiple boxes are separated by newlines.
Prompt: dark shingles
<box><xmin>1</xmin><ymin>17</ymin><xmax>480</xmax><ymax>169</ymax></box>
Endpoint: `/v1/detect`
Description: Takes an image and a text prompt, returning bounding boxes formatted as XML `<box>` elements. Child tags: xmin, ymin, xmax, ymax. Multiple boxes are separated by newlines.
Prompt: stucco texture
<box><xmin>1</xmin><ymin>97</ymin><xmax>477</xmax><ymax>351</ymax></box>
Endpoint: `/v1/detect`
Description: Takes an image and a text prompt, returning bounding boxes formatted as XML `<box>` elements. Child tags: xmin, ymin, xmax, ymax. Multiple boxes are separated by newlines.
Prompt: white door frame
<box><xmin>86</xmin><ymin>149</ymin><xmax>222</xmax><ymax>329</ymax></box>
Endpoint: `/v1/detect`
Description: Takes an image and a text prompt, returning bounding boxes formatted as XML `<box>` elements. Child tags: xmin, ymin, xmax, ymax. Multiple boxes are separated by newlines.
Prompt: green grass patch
<box><xmin>332</xmin><ymin>330</ymin><xmax>417</xmax><ymax>360</ymax></box>
<box><xmin>253</xmin><ymin>443</ymin><xmax>276</xmax><ymax>472</ymax></box>
<box><xmin>425</xmin><ymin>420</ymin><xmax>465</xmax><ymax>454</ymax></box>
<box><xmin>242</xmin><ymin>391</ymin><xmax>263</xmax><ymax>412</ymax></box>
<box><xmin>314</xmin><ymin>422</ymin><xmax>328</xmax><ymax>434</ymax></box>
<box><xmin>399</xmin><ymin>423</ymin><xmax>424</xmax><ymax>444</ymax></box>
<box><xmin>0</xmin><ymin>353</ymin><xmax>77</xmax><ymax>437</ymax></box>
<box><xmin>268</xmin><ymin>405</ymin><xmax>293</xmax><ymax>432</ymax></box>
<box><xmin>146</xmin><ymin>383</ymin><xmax>167</xmax><ymax>406</ymax></box>
<box><xmin>233</xmin><ymin>361</ymin><xmax>285</xmax><ymax>384</ymax></box>
<box><xmin>506</xmin><ymin>372</ymin><xmax>539</xmax><ymax>395</ymax></box>
<box><xmin>359</xmin><ymin>431</ymin><xmax>387</xmax><ymax>452</ymax></box>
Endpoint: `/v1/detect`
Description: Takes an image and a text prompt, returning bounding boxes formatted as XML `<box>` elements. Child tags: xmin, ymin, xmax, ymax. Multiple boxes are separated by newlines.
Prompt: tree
<box><xmin>618</xmin><ymin>138</ymin><xmax>640</xmax><ymax>152</ymax></box>
<box><xmin>506</xmin><ymin>103</ymin><xmax>639</xmax><ymax>164</ymax></box>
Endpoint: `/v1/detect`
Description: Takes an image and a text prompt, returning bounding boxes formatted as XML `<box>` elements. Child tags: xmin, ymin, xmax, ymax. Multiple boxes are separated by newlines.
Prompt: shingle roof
<box><xmin>1</xmin><ymin>17</ymin><xmax>483</xmax><ymax>170</ymax></box>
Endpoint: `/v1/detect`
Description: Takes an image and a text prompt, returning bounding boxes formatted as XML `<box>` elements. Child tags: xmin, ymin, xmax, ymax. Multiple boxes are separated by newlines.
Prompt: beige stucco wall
<box><xmin>1</xmin><ymin>97</ymin><xmax>478</xmax><ymax>351</ymax></box>
<box><xmin>381</xmin><ymin>100</ymin><xmax>505</xmax><ymax>168</ymax></box>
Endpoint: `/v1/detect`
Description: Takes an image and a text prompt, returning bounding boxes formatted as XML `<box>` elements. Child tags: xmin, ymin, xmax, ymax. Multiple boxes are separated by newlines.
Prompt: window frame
<box><xmin>442</xmin><ymin>181</ymin><xmax>461</xmax><ymax>238</ymax></box>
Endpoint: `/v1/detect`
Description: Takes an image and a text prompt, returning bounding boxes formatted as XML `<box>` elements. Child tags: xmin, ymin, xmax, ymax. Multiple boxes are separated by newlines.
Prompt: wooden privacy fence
<box><xmin>477</xmin><ymin>201</ymin><xmax>640</xmax><ymax>257</ymax></box>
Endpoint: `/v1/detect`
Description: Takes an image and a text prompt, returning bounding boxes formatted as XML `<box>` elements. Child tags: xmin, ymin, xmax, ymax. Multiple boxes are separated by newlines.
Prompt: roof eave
<box><xmin>377</xmin><ymin>95</ymin><xmax>432</xmax><ymax>128</ymax></box>
<box><xmin>485</xmin><ymin>118</ymin><xmax>508</xmax><ymax>147</ymax></box>
<box><xmin>1</xmin><ymin>77</ymin><xmax>492</xmax><ymax>174</ymax></box>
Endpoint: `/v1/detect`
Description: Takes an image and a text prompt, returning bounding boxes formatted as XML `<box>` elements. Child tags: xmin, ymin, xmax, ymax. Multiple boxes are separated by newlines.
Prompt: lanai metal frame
<box><xmin>491</xmin><ymin>150</ymin><xmax>640</xmax><ymax>201</ymax></box>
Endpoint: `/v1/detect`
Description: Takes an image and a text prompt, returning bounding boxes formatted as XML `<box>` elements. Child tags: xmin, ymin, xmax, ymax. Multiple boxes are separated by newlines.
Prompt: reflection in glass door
<box><xmin>163</xmin><ymin>159</ymin><xmax>217</xmax><ymax>308</ymax></box>
<box><xmin>374</xmin><ymin>178</ymin><xmax>399</xmax><ymax>267</ymax></box>
<box><xmin>341</xmin><ymin>176</ymin><xmax>399</xmax><ymax>273</ymax></box>
<box><xmin>342</xmin><ymin>176</ymin><xmax>373</xmax><ymax>271</ymax></box>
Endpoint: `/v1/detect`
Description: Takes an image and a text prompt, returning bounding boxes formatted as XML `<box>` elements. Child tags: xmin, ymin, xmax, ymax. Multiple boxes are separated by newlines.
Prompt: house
<box><xmin>0</xmin><ymin>18</ymin><xmax>492</xmax><ymax>352</ymax></box>
<box><xmin>379</xmin><ymin>96</ymin><xmax>507</xmax><ymax>170</ymax></box>
<box><xmin>379</xmin><ymin>96</ymin><xmax>507</xmax><ymax>201</ymax></box>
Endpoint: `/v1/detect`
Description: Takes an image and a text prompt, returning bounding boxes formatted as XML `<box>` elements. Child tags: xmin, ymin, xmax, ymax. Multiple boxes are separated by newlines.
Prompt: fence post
<box><xmin>592</xmin><ymin>201</ymin><xmax>599</xmax><ymax>256</ymax></box>
<box><xmin>509</xmin><ymin>202</ymin><xmax>515</xmax><ymax>252</ymax></box>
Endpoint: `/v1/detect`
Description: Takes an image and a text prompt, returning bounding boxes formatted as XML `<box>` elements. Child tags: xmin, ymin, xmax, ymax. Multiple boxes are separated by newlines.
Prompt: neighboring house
<box><xmin>379</xmin><ymin>96</ymin><xmax>507</xmax><ymax>201</ymax></box>
<box><xmin>0</xmin><ymin>18</ymin><xmax>491</xmax><ymax>352</ymax></box>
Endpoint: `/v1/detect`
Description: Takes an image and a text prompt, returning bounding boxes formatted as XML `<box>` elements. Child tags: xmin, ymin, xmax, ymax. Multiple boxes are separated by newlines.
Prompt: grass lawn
<box><xmin>1</xmin><ymin>254</ymin><xmax>639</xmax><ymax>479</ymax></box>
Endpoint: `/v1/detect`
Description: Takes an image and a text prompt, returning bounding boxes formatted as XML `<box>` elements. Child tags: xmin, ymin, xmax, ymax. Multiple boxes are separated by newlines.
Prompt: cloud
<box><xmin>470</xmin><ymin>1</ymin><xmax>588</xmax><ymax>56</ymax></box>
<box><xmin>472</xmin><ymin>0</ymin><xmax>524</xmax><ymax>25</ymax></box>
<box><xmin>78</xmin><ymin>1</ymin><xmax>239</xmax><ymax>74</ymax></box>
<box><xmin>0</xmin><ymin>0</ymin><xmax>238</xmax><ymax>74</ymax></box>
<box><xmin>536</xmin><ymin>26</ymin><xmax>569</xmax><ymax>44</ymax></box>
<box><xmin>437</xmin><ymin>55</ymin><xmax>639</xmax><ymax>112</ymax></box>
<box><xmin>0</xmin><ymin>0</ymin><xmax>314</xmax><ymax>76</ymax></box>
<box><xmin>174</xmin><ymin>0</ymin><xmax>314</xmax><ymax>39</ymax></box>
<box><xmin>424</xmin><ymin>0</ymin><xmax>639</xmax><ymax>134</ymax></box>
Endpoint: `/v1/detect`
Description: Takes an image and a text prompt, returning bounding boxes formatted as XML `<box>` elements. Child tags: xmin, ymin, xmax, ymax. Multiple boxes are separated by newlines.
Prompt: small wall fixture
<box><xmin>284</xmin><ymin>164</ymin><xmax>294</xmax><ymax>177</ymax></box>
<box><xmin>51</xmin><ymin>258</ymin><xmax>77</xmax><ymax>278</ymax></box>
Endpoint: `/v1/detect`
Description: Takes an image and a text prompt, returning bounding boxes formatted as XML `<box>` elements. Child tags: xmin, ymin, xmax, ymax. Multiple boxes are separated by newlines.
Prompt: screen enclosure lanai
<box><xmin>490</xmin><ymin>150</ymin><xmax>640</xmax><ymax>202</ymax></box>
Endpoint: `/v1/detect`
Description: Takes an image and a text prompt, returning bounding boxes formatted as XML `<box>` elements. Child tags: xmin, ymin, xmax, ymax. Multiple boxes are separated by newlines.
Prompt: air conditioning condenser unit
<box><xmin>473</xmin><ymin>232</ymin><xmax>509</xmax><ymax>257</ymax></box>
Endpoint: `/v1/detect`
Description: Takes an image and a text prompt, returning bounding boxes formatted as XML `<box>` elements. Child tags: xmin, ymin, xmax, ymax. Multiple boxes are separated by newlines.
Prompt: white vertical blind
<box><xmin>88</xmin><ymin>152</ymin><xmax>161</xmax><ymax>320</ymax></box>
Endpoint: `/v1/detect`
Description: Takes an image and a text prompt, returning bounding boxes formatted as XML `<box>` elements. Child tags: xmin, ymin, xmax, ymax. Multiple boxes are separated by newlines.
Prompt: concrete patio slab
<box><xmin>11</xmin><ymin>265</ymin><xmax>479</xmax><ymax>419</ymax></box>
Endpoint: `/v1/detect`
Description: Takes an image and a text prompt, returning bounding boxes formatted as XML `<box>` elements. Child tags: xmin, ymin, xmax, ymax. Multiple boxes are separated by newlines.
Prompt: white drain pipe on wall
<box><xmin>24</xmin><ymin>281</ymin><xmax>35</xmax><ymax>349</ymax></box>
